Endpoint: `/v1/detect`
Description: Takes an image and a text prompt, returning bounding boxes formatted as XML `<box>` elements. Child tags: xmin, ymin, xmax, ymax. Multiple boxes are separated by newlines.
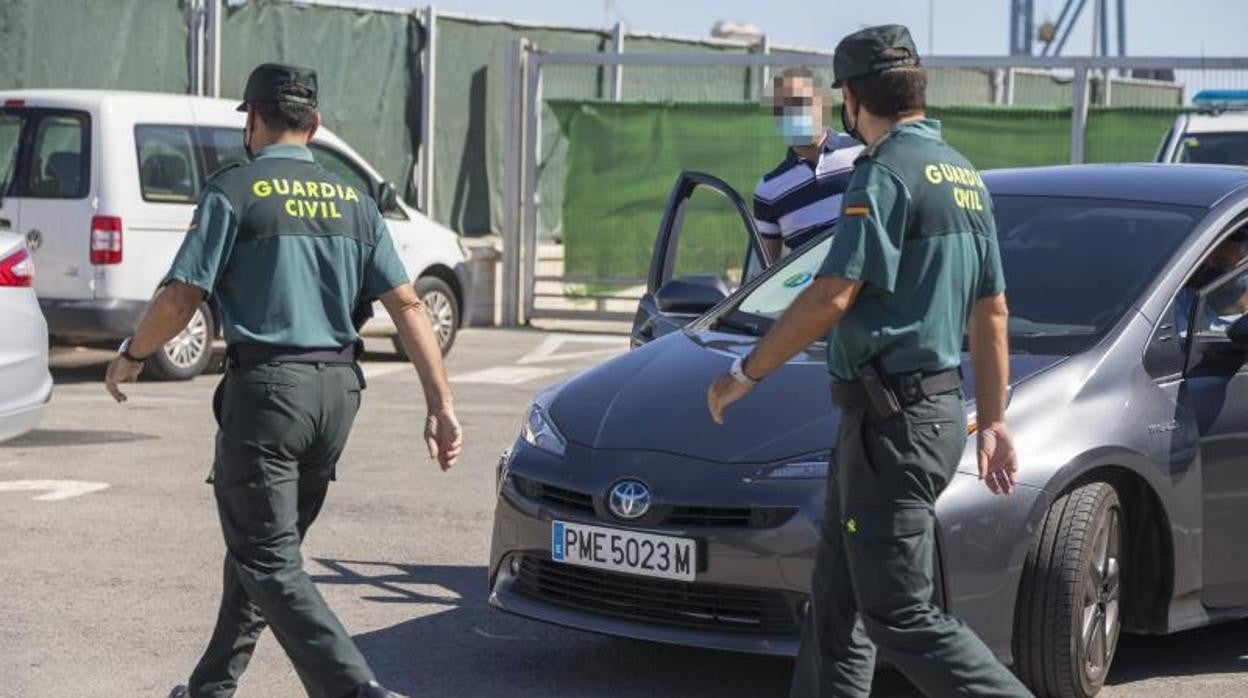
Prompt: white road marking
<box><xmin>0</xmin><ymin>479</ymin><xmax>110</xmax><ymax>501</ymax></box>
<box><xmin>453</xmin><ymin>366</ymin><xmax>564</xmax><ymax>385</ymax></box>
<box><xmin>516</xmin><ymin>333</ymin><xmax>625</xmax><ymax>365</ymax></box>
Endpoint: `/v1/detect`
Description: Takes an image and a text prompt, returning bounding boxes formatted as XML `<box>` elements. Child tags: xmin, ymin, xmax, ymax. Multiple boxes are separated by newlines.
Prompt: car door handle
<box><xmin>0</xmin><ymin>218</ymin><xmax>10</xmax><ymax>230</ymax></box>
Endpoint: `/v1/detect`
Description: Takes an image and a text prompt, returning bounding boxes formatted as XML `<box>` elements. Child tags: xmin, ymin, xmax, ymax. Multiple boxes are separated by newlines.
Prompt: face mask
<box><xmin>777</xmin><ymin>107</ymin><xmax>818</xmax><ymax>146</ymax></box>
<box><xmin>841</xmin><ymin>102</ymin><xmax>864</xmax><ymax>145</ymax></box>
<box><xmin>243</xmin><ymin>112</ymin><xmax>257</xmax><ymax>161</ymax></box>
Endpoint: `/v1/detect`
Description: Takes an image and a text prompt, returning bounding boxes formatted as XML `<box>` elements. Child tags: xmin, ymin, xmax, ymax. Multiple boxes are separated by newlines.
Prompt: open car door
<box><xmin>630</xmin><ymin>171</ymin><xmax>772</xmax><ymax>346</ymax></box>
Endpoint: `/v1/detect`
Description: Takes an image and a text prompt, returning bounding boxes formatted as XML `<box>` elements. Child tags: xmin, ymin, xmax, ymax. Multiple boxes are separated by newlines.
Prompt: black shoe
<box><xmin>168</xmin><ymin>687</ymin><xmax>189</xmax><ymax>698</ymax></box>
<box><xmin>354</xmin><ymin>681</ymin><xmax>404</xmax><ymax>698</ymax></box>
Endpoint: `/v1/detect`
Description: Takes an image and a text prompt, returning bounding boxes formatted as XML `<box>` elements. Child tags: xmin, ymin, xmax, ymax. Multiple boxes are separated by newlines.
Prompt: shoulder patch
<box><xmin>843</xmin><ymin>203</ymin><xmax>870</xmax><ymax>218</ymax></box>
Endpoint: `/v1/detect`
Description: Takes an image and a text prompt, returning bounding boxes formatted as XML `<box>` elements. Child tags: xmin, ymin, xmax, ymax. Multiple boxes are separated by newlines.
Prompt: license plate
<box><xmin>551</xmin><ymin>520</ymin><xmax>696</xmax><ymax>582</ymax></box>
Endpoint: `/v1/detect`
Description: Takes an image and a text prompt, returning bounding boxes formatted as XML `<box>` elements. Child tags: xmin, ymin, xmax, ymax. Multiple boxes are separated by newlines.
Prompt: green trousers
<box><xmin>789</xmin><ymin>390</ymin><xmax>1032</xmax><ymax>698</ymax></box>
<box><xmin>188</xmin><ymin>362</ymin><xmax>374</xmax><ymax>698</ymax></box>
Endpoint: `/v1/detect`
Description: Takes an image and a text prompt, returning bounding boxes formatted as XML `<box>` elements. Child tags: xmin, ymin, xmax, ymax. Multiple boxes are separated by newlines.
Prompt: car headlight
<box><xmin>520</xmin><ymin>404</ymin><xmax>566</xmax><ymax>456</ymax></box>
<box><xmin>747</xmin><ymin>453</ymin><xmax>831</xmax><ymax>481</ymax></box>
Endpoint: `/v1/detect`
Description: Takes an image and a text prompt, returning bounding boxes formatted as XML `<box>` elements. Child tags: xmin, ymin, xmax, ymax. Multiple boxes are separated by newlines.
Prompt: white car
<box><xmin>0</xmin><ymin>90</ymin><xmax>470</xmax><ymax>380</ymax></box>
<box><xmin>1156</xmin><ymin>90</ymin><xmax>1248</xmax><ymax>165</ymax></box>
<box><xmin>0</xmin><ymin>231</ymin><xmax>51</xmax><ymax>442</ymax></box>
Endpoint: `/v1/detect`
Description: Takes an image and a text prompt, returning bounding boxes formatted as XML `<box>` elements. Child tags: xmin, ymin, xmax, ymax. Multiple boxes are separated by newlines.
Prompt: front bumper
<box><xmin>40</xmin><ymin>298</ymin><xmax>146</xmax><ymax>341</ymax></box>
<box><xmin>487</xmin><ymin>440</ymin><xmax>823</xmax><ymax>656</ymax></box>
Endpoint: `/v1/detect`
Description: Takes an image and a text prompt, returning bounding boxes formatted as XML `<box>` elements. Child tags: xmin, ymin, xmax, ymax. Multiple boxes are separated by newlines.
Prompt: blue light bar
<box><xmin>1192</xmin><ymin>90</ymin><xmax>1248</xmax><ymax>112</ymax></box>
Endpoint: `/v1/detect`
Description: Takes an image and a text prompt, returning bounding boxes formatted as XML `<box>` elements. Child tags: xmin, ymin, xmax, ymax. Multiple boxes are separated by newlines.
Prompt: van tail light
<box><xmin>90</xmin><ymin>216</ymin><xmax>123</xmax><ymax>265</ymax></box>
<box><xmin>0</xmin><ymin>247</ymin><xmax>33</xmax><ymax>287</ymax></box>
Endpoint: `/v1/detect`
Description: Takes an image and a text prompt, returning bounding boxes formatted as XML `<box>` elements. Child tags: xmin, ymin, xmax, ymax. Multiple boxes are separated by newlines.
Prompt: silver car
<box><xmin>0</xmin><ymin>231</ymin><xmax>51</xmax><ymax>442</ymax></box>
<box><xmin>489</xmin><ymin>165</ymin><xmax>1248</xmax><ymax>697</ymax></box>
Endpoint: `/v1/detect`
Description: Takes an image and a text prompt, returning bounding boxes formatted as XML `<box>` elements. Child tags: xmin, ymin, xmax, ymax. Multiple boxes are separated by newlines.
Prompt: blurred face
<box><xmin>772</xmin><ymin>75</ymin><xmax>823</xmax><ymax>146</ymax></box>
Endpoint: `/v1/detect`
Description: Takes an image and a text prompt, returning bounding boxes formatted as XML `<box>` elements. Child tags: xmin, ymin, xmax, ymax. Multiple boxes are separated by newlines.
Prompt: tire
<box><xmin>146</xmin><ymin>302</ymin><xmax>215</xmax><ymax>381</ymax></box>
<box><xmin>392</xmin><ymin>276</ymin><xmax>459</xmax><ymax>357</ymax></box>
<box><xmin>1014</xmin><ymin>481</ymin><xmax>1124</xmax><ymax>698</ymax></box>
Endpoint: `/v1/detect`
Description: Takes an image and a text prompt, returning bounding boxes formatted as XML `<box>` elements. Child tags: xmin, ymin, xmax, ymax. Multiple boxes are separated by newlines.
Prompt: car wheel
<box><xmin>146</xmin><ymin>302</ymin><xmax>215</xmax><ymax>381</ymax></box>
<box><xmin>1015</xmin><ymin>481</ymin><xmax>1124</xmax><ymax>698</ymax></box>
<box><xmin>392</xmin><ymin>276</ymin><xmax>459</xmax><ymax>357</ymax></box>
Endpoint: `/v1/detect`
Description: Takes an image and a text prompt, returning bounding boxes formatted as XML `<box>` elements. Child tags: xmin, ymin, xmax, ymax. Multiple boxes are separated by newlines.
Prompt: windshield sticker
<box><xmin>783</xmin><ymin>271</ymin><xmax>813</xmax><ymax>289</ymax></box>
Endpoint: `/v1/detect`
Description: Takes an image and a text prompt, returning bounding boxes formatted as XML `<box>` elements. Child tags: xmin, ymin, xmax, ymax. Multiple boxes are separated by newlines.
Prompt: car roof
<box><xmin>0</xmin><ymin>88</ymin><xmax>237</xmax><ymax>111</ymax></box>
<box><xmin>982</xmin><ymin>164</ymin><xmax>1248</xmax><ymax>208</ymax></box>
<box><xmin>1183</xmin><ymin>111</ymin><xmax>1248</xmax><ymax>133</ymax></box>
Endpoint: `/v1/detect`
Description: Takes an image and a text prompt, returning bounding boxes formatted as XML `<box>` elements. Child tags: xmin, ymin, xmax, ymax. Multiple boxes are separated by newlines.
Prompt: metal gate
<box><xmin>502</xmin><ymin>49</ymin><xmax>1248</xmax><ymax>325</ymax></box>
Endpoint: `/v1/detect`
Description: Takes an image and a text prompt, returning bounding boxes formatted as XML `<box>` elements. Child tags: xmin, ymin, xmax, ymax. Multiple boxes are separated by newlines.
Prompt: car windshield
<box><xmin>720</xmin><ymin>195</ymin><xmax>1202</xmax><ymax>355</ymax></box>
<box><xmin>1177</xmin><ymin>132</ymin><xmax>1248</xmax><ymax>165</ymax></box>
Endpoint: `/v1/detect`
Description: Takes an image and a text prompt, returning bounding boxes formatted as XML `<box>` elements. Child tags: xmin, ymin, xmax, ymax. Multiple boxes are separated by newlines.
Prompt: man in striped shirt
<box><xmin>754</xmin><ymin>68</ymin><xmax>864</xmax><ymax>262</ymax></box>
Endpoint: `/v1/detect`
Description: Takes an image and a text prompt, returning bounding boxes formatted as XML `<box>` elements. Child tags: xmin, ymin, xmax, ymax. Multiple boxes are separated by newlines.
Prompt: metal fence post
<box><xmin>501</xmin><ymin>38</ymin><xmax>527</xmax><ymax>326</ymax></box>
<box><xmin>611</xmin><ymin>22</ymin><xmax>624</xmax><ymax>101</ymax></box>
<box><xmin>521</xmin><ymin>53</ymin><xmax>543</xmax><ymax>324</ymax></box>
<box><xmin>187</xmin><ymin>0</ymin><xmax>203</xmax><ymax>96</ymax></box>
<box><xmin>418</xmin><ymin>5</ymin><xmax>437</xmax><ymax>216</ymax></box>
<box><xmin>1070</xmin><ymin>63</ymin><xmax>1090</xmax><ymax>164</ymax></box>
<box><xmin>757</xmin><ymin>34</ymin><xmax>770</xmax><ymax>103</ymax></box>
<box><xmin>204</xmin><ymin>0</ymin><xmax>221</xmax><ymax>98</ymax></box>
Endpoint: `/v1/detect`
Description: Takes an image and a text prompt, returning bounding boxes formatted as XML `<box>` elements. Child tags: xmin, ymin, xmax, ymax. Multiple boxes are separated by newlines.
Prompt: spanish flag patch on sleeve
<box><xmin>843</xmin><ymin>203</ymin><xmax>870</xmax><ymax>218</ymax></box>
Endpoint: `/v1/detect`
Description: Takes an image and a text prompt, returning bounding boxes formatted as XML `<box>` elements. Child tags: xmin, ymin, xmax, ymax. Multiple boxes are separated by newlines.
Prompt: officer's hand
<box><xmin>104</xmin><ymin>356</ymin><xmax>144</xmax><ymax>403</ymax></box>
<box><xmin>425</xmin><ymin>406</ymin><xmax>463</xmax><ymax>471</ymax></box>
<box><xmin>707</xmin><ymin>373</ymin><xmax>752</xmax><ymax>425</ymax></box>
<box><xmin>977</xmin><ymin>421</ymin><xmax>1018</xmax><ymax>495</ymax></box>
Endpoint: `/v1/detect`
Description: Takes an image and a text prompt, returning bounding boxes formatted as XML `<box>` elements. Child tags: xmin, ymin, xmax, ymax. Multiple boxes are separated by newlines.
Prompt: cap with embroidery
<box><xmin>832</xmin><ymin>24</ymin><xmax>921</xmax><ymax>88</ymax></box>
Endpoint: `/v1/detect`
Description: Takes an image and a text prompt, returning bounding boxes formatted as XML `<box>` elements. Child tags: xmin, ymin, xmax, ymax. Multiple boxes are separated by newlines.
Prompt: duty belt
<box><xmin>227</xmin><ymin>342</ymin><xmax>358</xmax><ymax>368</ymax></box>
<box><xmin>830</xmin><ymin>366</ymin><xmax>962</xmax><ymax>419</ymax></box>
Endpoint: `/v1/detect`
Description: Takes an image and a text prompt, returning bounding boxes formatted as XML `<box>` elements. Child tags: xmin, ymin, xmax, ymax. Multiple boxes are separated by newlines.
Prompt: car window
<box><xmin>135</xmin><ymin>125</ymin><xmax>200</xmax><ymax>204</ymax></box>
<box><xmin>24</xmin><ymin>113</ymin><xmax>88</xmax><ymax>199</ymax></box>
<box><xmin>737</xmin><ymin>236</ymin><xmax>833</xmax><ymax>319</ymax></box>
<box><xmin>198</xmin><ymin>127</ymin><xmax>248</xmax><ymax>178</ymax></box>
<box><xmin>1177</xmin><ymin>132</ymin><xmax>1248</xmax><ymax>166</ymax></box>
<box><xmin>309</xmin><ymin>143</ymin><xmax>372</xmax><ymax>200</ymax></box>
<box><xmin>669</xmin><ymin>186</ymin><xmax>758</xmax><ymax>291</ymax></box>
<box><xmin>0</xmin><ymin>112</ymin><xmax>21</xmax><ymax>196</ymax></box>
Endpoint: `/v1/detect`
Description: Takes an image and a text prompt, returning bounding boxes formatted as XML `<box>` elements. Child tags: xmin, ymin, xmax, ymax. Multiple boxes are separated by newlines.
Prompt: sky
<box><xmin>367</xmin><ymin>0</ymin><xmax>1248</xmax><ymax>56</ymax></box>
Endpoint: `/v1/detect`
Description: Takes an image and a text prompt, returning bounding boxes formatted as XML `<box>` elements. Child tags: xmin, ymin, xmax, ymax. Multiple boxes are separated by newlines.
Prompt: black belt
<box><xmin>227</xmin><ymin>342</ymin><xmax>358</xmax><ymax>368</ymax></box>
<box><xmin>831</xmin><ymin>367</ymin><xmax>962</xmax><ymax>417</ymax></box>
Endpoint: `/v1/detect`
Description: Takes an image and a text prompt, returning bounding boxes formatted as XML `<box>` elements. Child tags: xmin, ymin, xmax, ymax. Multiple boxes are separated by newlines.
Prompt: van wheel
<box><xmin>147</xmin><ymin>303</ymin><xmax>214</xmax><ymax>381</ymax></box>
<box><xmin>1014</xmin><ymin>481</ymin><xmax>1124</xmax><ymax>698</ymax></box>
<box><xmin>392</xmin><ymin>276</ymin><xmax>459</xmax><ymax>357</ymax></box>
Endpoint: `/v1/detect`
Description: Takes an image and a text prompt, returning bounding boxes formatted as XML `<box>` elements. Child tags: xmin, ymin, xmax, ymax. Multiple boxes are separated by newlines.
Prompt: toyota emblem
<box><xmin>607</xmin><ymin>479</ymin><xmax>651</xmax><ymax>520</ymax></box>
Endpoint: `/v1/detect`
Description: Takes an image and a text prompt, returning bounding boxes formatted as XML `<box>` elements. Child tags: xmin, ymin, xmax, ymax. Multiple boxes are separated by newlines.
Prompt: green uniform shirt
<box><xmin>163</xmin><ymin>143</ymin><xmax>409</xmax><ymax>348</ymax></box>
<box><xmin>818</xmin><ymin>119</ymin><xmax>1005</xmax><ymax>380</ymax></box>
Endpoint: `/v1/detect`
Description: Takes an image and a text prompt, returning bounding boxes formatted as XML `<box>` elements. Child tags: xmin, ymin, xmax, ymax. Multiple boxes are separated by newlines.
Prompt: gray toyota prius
<box><xmin>489</xmin><ymin>164</ymin><xmax>1248</xmax><ymax>697</ymax></box>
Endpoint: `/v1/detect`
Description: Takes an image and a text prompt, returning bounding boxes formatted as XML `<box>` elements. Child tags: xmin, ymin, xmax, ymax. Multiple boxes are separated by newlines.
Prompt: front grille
<box><xmin>513</xmin><ymin>556</ymin><xmax>800</xmax><ymax>635</ymax></box>
<box><xmin>511</xmin><ymin>475</ymin><xmax>796</xmax><ymax>528</ymax></box>
<box><xmin>667</xmin><ymin>505</ymin><xmax>797</xmax><ymax>528</ymax></box>
<box><xmin>512</xmin><ymin>475</ymin><xmax>595</xmax><ymax>515</ymax></box>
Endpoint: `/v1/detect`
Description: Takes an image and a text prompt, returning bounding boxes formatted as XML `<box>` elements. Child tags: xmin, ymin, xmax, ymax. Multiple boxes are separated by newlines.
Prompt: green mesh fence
<box><xmin>0</xmin><ymin>0</ymin><xmax>187</xmax><ymax>93</ymax></box>
<box><xmin>221</xmin><ymin>0</ymin><xmax>420</xmax><ymax>198</ymax></box>
<box><xmin>554</xmin><ymin>101</ymin><xmax>1179</xmax><ymax>282</ymax></box>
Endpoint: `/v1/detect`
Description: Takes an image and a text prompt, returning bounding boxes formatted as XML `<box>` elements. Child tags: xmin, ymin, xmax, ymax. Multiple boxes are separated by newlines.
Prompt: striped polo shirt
<box><xmin>753</xmin><ymin>130</ymin><xmax>864</xmax><ymax>250</ymax></box>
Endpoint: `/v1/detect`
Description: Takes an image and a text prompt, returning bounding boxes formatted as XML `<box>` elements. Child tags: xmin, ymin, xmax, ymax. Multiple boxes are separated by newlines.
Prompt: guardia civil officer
<box><xmin>706</xmin><ymin>26</ymin><xmax>1031</xmax><ymax>697</ymax></box>
<box><xmin>104</xmin><ymin>63</ymin><xmax>462</xmax><ymax>698</ymax></box>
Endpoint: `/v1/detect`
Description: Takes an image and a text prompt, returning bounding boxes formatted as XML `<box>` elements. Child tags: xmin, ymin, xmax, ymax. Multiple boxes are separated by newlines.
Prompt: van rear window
<box><xmin>135</xmin><ymin>125</ymin><xmax>201</xmax><ymax>204</ymax></box>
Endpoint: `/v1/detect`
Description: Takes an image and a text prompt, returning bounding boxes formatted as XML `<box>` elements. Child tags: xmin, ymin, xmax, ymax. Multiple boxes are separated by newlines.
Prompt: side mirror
<box><xmin>377</xmin><ymin>180</ymin><xmax>399</xmax><ymax>213</ymax></box>
<box><xmin>1227</xmin><ymin>315</ymin><xmax>1248</xmax><ymax>346</ymax></box>
<box><xmin>654</xmin><ymin>275</ymin><xmax>729</xmax><ymax>315</ymax></box>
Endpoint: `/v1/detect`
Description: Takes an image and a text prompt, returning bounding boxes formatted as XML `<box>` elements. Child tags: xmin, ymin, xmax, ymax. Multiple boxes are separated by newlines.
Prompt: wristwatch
<box><xmin>118</xmin><ymin>337</ymin><xmax>149</xmax><ymax>364</ymax></box>
<box><xmin>729</xmin><ymin>355</ymin><xmax>760</xmax><ymax>388</ymax></box>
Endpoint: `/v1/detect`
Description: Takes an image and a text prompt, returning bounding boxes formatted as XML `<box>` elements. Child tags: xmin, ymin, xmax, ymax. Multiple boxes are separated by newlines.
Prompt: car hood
<box><xmin>547</xmin><ymin>330</ymin><xmax>1067</xmax><ymax>464</ymax></box>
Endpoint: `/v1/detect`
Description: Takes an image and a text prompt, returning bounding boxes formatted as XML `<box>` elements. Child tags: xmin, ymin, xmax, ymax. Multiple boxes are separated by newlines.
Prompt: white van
<box><xmin>0</xmin><ymin>89</ymin><xmax>470</xmax><ymax>379</ymax></box>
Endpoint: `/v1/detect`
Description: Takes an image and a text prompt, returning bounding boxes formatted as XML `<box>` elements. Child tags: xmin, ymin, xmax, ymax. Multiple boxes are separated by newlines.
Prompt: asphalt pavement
<box><xmin>1</xmin><ymin>327</ymin><xmax>1245</xmax><ymax>697</ymax></box>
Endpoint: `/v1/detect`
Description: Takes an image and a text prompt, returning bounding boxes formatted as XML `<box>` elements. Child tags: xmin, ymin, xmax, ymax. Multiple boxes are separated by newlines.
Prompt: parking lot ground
<box><xmin>2</xmin><ymin>327</ymin><xmax>1246</xmax><ymax>697</ymax></box>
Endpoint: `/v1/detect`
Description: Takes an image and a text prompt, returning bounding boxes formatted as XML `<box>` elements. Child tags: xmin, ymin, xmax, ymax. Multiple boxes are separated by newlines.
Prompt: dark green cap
<box><xmin>236</xmin><ymin>62</ymin><xmax>318</xmax><ymax>112</ymax></box>
<box><xmin>832</xmin><ymin>24</ymin><xmax>920</xmax><ymax>87</ymax></box>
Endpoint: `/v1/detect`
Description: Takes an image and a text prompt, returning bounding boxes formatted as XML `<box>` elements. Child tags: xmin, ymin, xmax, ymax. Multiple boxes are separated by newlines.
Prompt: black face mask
<box><xmin>243</xmin><ymin>112</ymin><xmax>257</xmax><ymax>161</ymax></box>
<box><xmin>841</xmin><ymin>102</ymin><xmax>864</xmax><ymax>145</ymax></box>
